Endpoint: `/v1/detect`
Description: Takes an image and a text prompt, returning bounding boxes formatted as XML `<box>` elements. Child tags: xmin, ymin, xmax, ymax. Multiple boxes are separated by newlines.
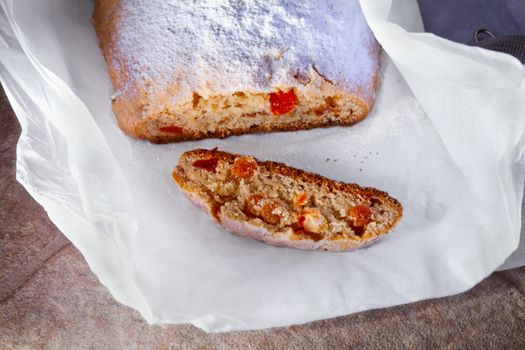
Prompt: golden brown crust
<box><xmin>174</xmin><ymin>149</ymin><xmax>403</xmax><ymax>251</ymax></box>
<box><xmin>94</xmin><ymin>0</ymin><xmax>147</xmax><ymax>136</ymax></box>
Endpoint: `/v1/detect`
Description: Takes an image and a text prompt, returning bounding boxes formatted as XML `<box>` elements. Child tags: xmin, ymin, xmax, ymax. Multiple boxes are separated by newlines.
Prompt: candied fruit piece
<box><xmin>348</xmin><ymin>204</ymin><xmax>373</xmax><ymax>234</ymax></box>
<box><xmin>245</xmin><ymin>195</ymin><xmax>283</xmax><ymax>225</ymax></box>
<box><xmin>269</xmin><ymin>89</ymin><xmax>297</xmax><ymax>115</ymax></box>
<box><xmin>232</xmin><ymin>156</ymin><xmax>257</xmax><ymax>178</ymax></box>
<box><xmin>298</xmin><ymin>208</ymin><xmax>327</xmax><ymax>234</ymax></box>
<box><xmin>294</xmin><ymin>193</ymin><xmax>309</xmax><ymax>206</ymax></box>
<box><xmin>192</xmin><ymin>157</ymin><xmax>219</xmax><ymax>173</ymax></box>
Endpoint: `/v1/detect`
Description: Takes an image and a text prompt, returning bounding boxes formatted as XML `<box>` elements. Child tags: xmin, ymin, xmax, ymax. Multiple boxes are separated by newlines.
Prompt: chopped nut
<box><xmin>245</xmin><ymin>195</ymin><xmax>263</xmax><ymax>215</ymax></box>
<box><xmin>298</xmin><ymin>208</ymin><xmax>327</xmax><ymax>234</ymax></box>
<box><xmin>260</xmin><ymin>202</ymin><xmax>282</xmax><ymax>225</ymax></box>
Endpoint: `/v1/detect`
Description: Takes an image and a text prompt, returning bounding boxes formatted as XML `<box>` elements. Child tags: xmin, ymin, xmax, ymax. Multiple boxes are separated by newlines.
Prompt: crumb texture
<box><xmin>143</xmin><ymin>83</ymin><xmax>369</xmax><ymax>143</ymax></box>
<box><xmin>173</xmin><ymin>149</ymin><xmax>402</xmax><ymax>251</ymax></box>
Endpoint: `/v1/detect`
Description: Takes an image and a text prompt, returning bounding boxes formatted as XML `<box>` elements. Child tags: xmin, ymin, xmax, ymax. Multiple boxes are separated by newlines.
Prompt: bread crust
<box><xmin>173</xmin><ymin>149</ymin><xmax>402</xmax><ymax>251</ymax></box>
<box><xmin>93</xmin><ymin>1</ymin><xmax>381</xmax><ymax>143</ymax></box>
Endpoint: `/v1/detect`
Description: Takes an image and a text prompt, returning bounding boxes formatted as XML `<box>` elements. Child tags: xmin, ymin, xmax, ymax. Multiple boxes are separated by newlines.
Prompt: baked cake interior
<box><xmin>141</xmin><ymin>72</ymin><xmax>370</xmax><ymax>143</ymax></box>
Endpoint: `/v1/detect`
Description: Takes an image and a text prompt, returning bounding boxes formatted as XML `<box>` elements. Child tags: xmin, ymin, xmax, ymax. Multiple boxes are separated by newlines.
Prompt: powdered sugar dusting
<box><xmin>110</xmin><ymin>0</ymin><xmax>377</xmax><ymax>105</ymax></box>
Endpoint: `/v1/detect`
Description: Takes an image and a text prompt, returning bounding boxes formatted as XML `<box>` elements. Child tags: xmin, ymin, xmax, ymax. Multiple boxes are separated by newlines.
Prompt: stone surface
<box><xmin>1</xmin><ymin>79</ymin><xmax>525</xmax><ymax>348</ymax></box>
<box><xmin>0</xmin><ymin>87</ymin><xmax>70</xmax><ymax>303</ymax></box>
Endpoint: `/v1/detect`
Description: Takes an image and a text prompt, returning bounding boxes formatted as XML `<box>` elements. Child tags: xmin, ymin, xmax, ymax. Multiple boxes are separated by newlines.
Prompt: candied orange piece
<box><xmin>348</xmin><ymin>204</ymin><xmax>373</xmax><ymax>228</ymax></box>
<box><xmin>232</xmin><ymin>156</ymin><xmax>257</xmax><ymax>178</ymax></box>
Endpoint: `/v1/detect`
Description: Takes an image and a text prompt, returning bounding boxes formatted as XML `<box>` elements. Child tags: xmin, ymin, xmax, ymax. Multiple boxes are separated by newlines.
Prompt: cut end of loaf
<box><xmin>173</xmin><ymin>149</ymin><xmax>402</xmax><ymax>251</ymax></box>
<box><xmin>137</xmin><ymin>89</ymin><xmax>368</xmax><ymax>143</ymax></box>
<box><xmin>130</xmin><ymin>68</ymin><xmax>372</xmax><ymax>143</ymax></box>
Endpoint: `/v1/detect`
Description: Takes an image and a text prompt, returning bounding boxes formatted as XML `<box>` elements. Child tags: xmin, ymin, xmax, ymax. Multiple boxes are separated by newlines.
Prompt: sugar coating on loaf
<box><xmin>99</xmin><ymin>0</ymin><xmax>378</xmax><ymax>110</ymax></box>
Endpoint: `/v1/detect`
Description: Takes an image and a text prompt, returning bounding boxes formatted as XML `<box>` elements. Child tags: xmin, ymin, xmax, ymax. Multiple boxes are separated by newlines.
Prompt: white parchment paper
<box><xmin>1</xmin><ymin>0</ymin><xmax>524</xmax><ymax>331</ymax></box>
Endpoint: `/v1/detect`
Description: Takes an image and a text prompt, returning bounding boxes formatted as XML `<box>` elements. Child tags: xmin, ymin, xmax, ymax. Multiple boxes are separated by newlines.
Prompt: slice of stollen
<box><xmin>173</xmin><ymin>149</ymin><xmax>402</xmax><ymax>251</ymax></box>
